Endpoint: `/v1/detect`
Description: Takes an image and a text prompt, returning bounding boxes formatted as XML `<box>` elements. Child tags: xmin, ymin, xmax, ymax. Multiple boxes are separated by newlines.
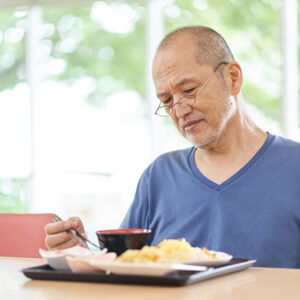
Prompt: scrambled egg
<box><xmin>115</xmin><ymin>239</ymin><xmax>216</xmax><ymax>264</ymax></box>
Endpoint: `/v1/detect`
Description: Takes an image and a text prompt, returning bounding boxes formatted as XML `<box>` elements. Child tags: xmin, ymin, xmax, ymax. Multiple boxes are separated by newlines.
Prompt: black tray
<box><xmin>22</xmin><ymin>258</ymin><xmax>255</xmax><ymax>287</ymax></box>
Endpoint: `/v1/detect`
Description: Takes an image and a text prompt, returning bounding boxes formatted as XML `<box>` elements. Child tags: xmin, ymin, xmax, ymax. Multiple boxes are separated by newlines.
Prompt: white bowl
<box><xmin>39</xmin><ymin>245</ymin><xmax>105</xmax><ymax>270</ymax></box>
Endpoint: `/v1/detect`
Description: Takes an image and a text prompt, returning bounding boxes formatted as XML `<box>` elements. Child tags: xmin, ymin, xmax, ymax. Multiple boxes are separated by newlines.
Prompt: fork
<box><xmin>52</xmin><ymin>216</ymin><xmax>106</xmax><ymax>252</ymax></box>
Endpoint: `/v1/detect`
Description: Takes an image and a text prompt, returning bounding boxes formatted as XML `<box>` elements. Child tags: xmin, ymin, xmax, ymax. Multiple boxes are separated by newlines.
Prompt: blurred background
<box><xmin>0</xmin><ymin>0</ymin><xmax>299</xmax><ymax>239</ymax></box>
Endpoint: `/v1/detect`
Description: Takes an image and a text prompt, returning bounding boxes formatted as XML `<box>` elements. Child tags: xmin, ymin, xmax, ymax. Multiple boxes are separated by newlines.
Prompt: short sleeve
<box><xmin>120</xmin><ymin>170</ymin><xmax>150</xmax><ymax>230</ymax></box>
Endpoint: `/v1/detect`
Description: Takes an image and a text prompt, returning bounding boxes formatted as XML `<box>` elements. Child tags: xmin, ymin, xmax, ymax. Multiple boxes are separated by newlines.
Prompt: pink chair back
<box><xmin>0</xmin><ymin>213</ymin><xmax>58</xmax><ymax>258</ymax></box>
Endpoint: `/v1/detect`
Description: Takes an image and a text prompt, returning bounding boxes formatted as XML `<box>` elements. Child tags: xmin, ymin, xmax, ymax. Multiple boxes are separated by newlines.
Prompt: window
<box><xmin>0</xmin><ymin>1</ymin><xmax>299</xmax><ymax>234</ymax></box>
<box><xmin>0</xmin><ymin>7</ymin><xmax>29</xmax><ymax>213</ymax></box>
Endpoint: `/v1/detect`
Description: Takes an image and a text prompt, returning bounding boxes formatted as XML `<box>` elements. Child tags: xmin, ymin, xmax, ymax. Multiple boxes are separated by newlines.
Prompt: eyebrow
<box><xmin>156</xmin><ymin>77</ymin><xmax>198</xmax><ymax>99</ymax></box>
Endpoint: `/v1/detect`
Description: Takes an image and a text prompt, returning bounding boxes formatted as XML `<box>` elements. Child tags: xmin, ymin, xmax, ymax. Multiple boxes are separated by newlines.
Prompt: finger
<box><xmin>44</xmin><ymin>217</ymin><xmax>84</xmax><ymax>235</ymax></box>
<box><xmin>45</xmin><ymin>221</ymin><xmax>66</xmax><ymax>235</ymax></box>
<box><xmin>45</xmin><ymin>231</ymin><xmax>73</xmax><ymax>250</ymax></box>
<box><xmin>53</xmin><ymin>238</ymin><xmax>79</xmax><ymax>250</ymax></box>
<box><xmin>64</xmin><ymin>217</ymin><xmax>85</xmax><ymax>233</ymax></box>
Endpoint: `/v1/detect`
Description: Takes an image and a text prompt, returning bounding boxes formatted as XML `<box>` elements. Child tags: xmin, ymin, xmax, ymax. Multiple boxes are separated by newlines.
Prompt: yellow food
<box><xmin>115</xmin><ymin>239</ymin><xmax>216</xmax><ymax>264</ymax></box>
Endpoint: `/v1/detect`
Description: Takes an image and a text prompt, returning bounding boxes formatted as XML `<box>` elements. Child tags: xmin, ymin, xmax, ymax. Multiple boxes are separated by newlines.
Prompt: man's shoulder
<box><xmin>267</xmin><ymin>134</ymin><xmax>300</xmax><ymax>170</ymax></box>
<box><xmin>271</xmin><ymin>134</ymin><xmax>300</xmax><ymax>153</ymax></box>
<box><xmin>153</xmin><ymin>147</ymin><xmax>194</xmax><ymax>164</ymax></box>
<box><xmin>143</xmin><ymin>147</ymin><xmax>194</xmax><ymax>176</ymax></box>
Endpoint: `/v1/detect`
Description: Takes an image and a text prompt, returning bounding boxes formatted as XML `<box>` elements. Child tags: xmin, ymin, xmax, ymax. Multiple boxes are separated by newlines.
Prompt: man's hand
<box><xmin>45</xmin><ymin>216</ymin><xmax>87</xmax><ymax>250</ymax></box>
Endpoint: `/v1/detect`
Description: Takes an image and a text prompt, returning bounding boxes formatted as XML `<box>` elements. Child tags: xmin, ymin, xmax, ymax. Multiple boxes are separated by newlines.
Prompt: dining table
<box><xmin>1</xmin><ymin>256</ymin><xmax>300</xmax><ymax>300</ymax></box>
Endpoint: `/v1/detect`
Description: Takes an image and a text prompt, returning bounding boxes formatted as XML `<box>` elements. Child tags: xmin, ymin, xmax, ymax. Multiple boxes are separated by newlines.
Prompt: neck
<box><xmin>195</xmin><ymin>95</ymin><xmax>267</xmax><ymax>168</ymax></box>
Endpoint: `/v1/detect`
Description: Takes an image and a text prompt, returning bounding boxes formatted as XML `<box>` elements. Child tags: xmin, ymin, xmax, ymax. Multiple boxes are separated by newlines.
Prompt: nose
<box><xmin>174</xmin><ymin>101</ymin><xmax>193</xmax><ymax>118</ymax></box>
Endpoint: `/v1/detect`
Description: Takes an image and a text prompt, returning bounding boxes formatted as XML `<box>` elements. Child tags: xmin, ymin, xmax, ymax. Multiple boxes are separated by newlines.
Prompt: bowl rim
<box><xmin>96</xmin><ymin>229</ymin><xmax>151</xmax><ymax>235</ymax></box>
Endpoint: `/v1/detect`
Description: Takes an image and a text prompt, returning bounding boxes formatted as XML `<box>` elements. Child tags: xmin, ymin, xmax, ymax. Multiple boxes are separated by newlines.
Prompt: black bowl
<box><xmin>96</xmin><ymin>229</ymin><xmax>151</xmax><ymax>256</ymax></box>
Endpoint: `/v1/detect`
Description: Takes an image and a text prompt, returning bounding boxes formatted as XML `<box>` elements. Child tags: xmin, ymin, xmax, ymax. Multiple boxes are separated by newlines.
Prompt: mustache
<box><xmin>179</xmin><ymin>116</ymin><xmax>205</xmax><ymax>128</ymax></box>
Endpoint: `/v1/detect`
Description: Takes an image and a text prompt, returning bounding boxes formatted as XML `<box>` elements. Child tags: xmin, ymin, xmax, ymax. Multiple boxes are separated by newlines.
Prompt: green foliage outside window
<box><xmin>0</xmin><ymin>7</ymin><xmax>27</xmax><ymax>213</ymax></box>
<box><xmin>0</xmin><ymin>0</ymin><xmax>287</xmax><ymax>120</ymax></box>
<box><xmin>0</xmin><ymin>7</ymin><xmax>26</xmax><ymax>91</ymax></box>
<box><xmin>41</xmin><ymin>2</ymin><xmax>146</xmax><ymax>106</ymax></box>
<box><xmin>0</xmin><ymin>178</ymin><xmax>28</xmax><ymax>213</ymax></box>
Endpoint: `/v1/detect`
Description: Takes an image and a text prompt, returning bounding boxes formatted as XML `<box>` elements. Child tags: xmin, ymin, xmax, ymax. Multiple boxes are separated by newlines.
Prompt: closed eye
<box><xmin>184</xmin><ymin>87</ymin><xmax>197</xmax><ymax>94</ymax></box>
<box><xmin>162</xmin><ymin>97</ymin><xmax>173</xmax><ymax>105</ymax></box>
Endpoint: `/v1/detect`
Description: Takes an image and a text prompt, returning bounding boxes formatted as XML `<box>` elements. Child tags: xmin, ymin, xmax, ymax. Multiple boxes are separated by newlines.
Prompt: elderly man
<box><xmin>45</xmin><ymin>26</ymin><xmax>300</xmax><ymax>268</ymax></box>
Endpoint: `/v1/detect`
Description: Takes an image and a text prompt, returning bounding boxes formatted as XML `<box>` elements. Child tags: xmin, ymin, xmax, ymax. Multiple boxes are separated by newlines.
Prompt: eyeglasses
<box><xmin>154</xmin><ymin>61</ymin><xmax>229</xmax><ymax>117</ymax></box>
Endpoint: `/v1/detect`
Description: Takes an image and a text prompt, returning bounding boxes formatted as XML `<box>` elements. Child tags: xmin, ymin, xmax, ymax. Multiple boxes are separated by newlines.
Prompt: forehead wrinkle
<box><xmin>175</xmin><ymin>77</ymin><xmax>198</xmax><ymax>87</ymax></box>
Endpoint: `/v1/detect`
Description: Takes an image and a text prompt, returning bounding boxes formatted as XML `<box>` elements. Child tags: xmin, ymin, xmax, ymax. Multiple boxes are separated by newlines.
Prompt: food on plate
<box><xmin>39</xmin><ymin>239</ymin><xmax>232</xmax><ymax>274</ymax></box>
<box><xmin>66</xmin><ymin>252</ymin><xmax>117</xmax><ymax>273</ymax></box>
<box><xmin>115</xmin><ymin>238</ymin><xmax>221</xmax><ymax>264</ymax></box>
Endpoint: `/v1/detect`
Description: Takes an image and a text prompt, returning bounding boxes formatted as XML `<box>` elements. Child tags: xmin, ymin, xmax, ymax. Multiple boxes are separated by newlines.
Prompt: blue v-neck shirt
<box><xmin>121</xmin><ymin>133</ymin><xmax>300</xmax><ymax>268</ymax></box>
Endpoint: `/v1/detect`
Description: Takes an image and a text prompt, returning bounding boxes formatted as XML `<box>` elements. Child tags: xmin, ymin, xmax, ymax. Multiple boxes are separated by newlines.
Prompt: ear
<box><xmin>223</xmin><ymin>62</ymin><xmax>243</xmax><ymax>96</ymax></box>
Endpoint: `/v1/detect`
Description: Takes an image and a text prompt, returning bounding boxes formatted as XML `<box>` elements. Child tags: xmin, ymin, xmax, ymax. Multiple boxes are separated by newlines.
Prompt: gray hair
<box><xmin>158</xmin><ymin>26</ymin><xmax>234</xmax><ymax>68</ymax></box>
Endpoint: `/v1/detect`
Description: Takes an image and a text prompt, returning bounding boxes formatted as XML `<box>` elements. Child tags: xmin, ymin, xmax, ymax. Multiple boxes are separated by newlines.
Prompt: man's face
<box><xmin>152</xmin><ymin>37</ymin><xmax>236</xmax><ymax>148</ymax></box>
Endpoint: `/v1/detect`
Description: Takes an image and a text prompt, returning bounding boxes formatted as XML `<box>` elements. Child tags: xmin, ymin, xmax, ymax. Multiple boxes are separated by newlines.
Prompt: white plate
<box><xmin>88</xmin><ymin>261</ymin><xmax>208</xmax><ymax>276</ymax></box>
<box><xmin>157</xmin><ymin>251</ymin><xmax>232</xmax><ymax>267</ymax></box>
<box><xmin>185</xmin><ymin>251</ymin><xmax>233</xmax><ymax>266</ymax></box>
